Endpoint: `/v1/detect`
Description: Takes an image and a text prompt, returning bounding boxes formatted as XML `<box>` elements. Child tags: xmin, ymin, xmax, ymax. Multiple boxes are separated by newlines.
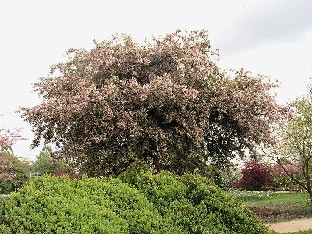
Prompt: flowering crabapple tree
<box><xmin>0</xmin><ymin>128</ymin><xmax>22</xmax><ymax>154</ymax></box>
<box><xmin>272</xmin><ymin>163</ymin><xmax>300</xmax><ymax>190</ymax></box>
<box><xmin>0</xmin><ymin>128</ymin><xmax>23</xmax><ymax>180</ymax></box>
<box><xmin>0</xmin><ymin>126</ymin><xmax>28</xmax><ymax>193</ymax></box>
<box><xmin>22</xmin><ymin>30</ymin><xmax>286</xmax><ymax>176</ymax></box>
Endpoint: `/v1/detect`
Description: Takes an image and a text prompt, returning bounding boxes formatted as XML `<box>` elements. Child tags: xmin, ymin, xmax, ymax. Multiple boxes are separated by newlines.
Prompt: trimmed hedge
<box><xmin>120</xmin><ymin>170</ymin><xmax>270</xmax><ymax>233</ymax></box>
<box><xmin>0</xmin><ymin>171</ymin><xmax>270</xmax><ymax>233</ymax></box>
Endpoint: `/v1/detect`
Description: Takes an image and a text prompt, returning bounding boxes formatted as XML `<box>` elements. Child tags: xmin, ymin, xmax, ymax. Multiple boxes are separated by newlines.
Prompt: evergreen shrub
<box><xmin>0</xmin><ymin>171</ymin><xmax>270</xmax><ymax>233</ymax></box>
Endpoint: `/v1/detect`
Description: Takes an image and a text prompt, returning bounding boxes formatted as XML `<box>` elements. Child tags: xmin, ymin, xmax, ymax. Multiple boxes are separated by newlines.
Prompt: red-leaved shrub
<box><xmin>53</xmin><ymin>168</ymin><xmax>80</xmax><ymax>179</ymax></box>
<box><xmin>235</xmin><ymin>161</ymin><xmax>274</xmax><ymax>191</ymax></box>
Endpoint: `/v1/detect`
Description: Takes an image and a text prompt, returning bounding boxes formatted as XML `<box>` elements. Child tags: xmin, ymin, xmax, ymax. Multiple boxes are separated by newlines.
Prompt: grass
<box><xmin>230</xmin><ymin>190</ymin><xmax>312</xmax><ymax>233</ymax></box>
<box><xmin>231</xmin><ymin>190</ymin><xmax>309</xmax><ymax>204</ymax></box>
<box><xmin>229</xmin><ymin>190</ymin><xmax>312</xmax><ymax>224</ymax></box>
<box><xmin>231</xmin><ymin>190</ymin><xmax>310</xmax><ymax>210</ymax></box>
<box><xmin>292</xmin><ymin>232</ymin><xmax>312</xmax><ymax>234</ymax></box>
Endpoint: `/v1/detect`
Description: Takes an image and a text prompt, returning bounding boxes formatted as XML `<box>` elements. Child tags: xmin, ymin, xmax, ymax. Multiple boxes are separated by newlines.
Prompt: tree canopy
<box><xmin>22</xmin><ymin>30</ymin><xmax>286</xmax><ymax>176</ymax></box>
<box><xmin>277</xmin><ymin>89</ymin><xmax>312</xmax><ymax>201</ymax></box>
<box><xmin>0</xmin><ymin>123</ymin><xmax>28</xmax><ymax>194</ymax></box>
<box><xmin>31</xmin><ymin>145</ymin><xmax>71</xmax><ymax>176</ymax></box>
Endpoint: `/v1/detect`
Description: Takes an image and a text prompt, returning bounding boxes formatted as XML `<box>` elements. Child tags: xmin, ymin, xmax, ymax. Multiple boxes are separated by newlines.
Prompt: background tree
<box><xmin>31</xmin><ymin>145</ymin><xmax>72</xmax><ymax>176</ymax></box>
<box><xmin>277</xmin><ymin>90</ymin><xmax>312</xmax><ymax>201</ymax></box>
<box><xmin>0</xmin><ymin>128</ymin><xmax>23</xmax><ymax>154</ymax></box>
<box><xmin>0</xmin><ymin>152</ymin><xmax>29</xmax><ymax>194</ymax></box>
<box><xmin>207</xmin><ymin>163</ymin><xmax>241</xmax><ymax>190</ymax></box>
<box><xmin>272</xmin><ymin>163</ymin><xmax>300</xmax><ymax>190</ymax></box>
<box><xmin>22</xmin><ymin>30</ymin><xmax>286</xmax><ymax>176</ymax></box>
<box><xmin>0</xmin><ymin>124</ymin><xmax>28</xmax><ymax>194</ymax></box>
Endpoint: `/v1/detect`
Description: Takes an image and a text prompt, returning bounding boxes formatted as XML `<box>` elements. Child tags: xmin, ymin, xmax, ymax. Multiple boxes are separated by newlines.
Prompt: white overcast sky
<box><xmin>1</xmin><ymin>0</ymin><xmax>312</xmax><ymax>161</ymax></box>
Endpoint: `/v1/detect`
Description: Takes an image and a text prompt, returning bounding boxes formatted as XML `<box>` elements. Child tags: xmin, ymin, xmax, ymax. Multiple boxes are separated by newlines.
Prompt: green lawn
<box><xmin>231</xmin><ymin>190</ymin><xmax>312</xmax><ymax>213</ymax></box>
<box><xmin>231</xmin><ymin>190</ymin><xmax>310</xmax><ymax>207</ymax></box>
<box><xmin>230</xmin><ymin>190</ymin><xmax>312</xmax><ymax>233</ymax></box>
<box><xmin>271</xmin><ymin>228</ymin><xmax>312</xmax><ymax>234</ymax></box>
<box><xmin>291</xmin><ymin>231</ymin><xmax>312</xmax><ymax>234</ymax></box>
<box><xmin>231</xmin><ymin>190</ymin><xmax>308</xmax><ymax>203</ymax></box>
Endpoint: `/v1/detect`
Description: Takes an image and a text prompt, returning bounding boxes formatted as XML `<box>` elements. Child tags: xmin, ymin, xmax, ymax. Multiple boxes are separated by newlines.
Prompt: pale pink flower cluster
<box><xmin>21</xmin><ymin>30</ymin><xmax>287</xmax><ymax>176</ymax></box>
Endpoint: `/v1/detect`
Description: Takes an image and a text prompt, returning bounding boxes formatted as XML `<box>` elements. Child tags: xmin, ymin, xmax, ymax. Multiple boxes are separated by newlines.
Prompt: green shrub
<box><xmin>120</xmin><ymin>170</ymin><xmax>270</xmax><ymax>234</ymax></box>
<box><xmin>0</xmin><ymin>175</ymin><xmax>162</xmax><ymax>233</ymax></box>
<box><xmin>0</xmin><ymin>172</ymin><xmax>270</xmax><ymax>233</ymax></box>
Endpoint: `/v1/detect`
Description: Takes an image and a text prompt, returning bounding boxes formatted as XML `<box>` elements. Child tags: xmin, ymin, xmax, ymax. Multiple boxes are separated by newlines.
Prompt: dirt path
<box><xmin>266</xmin><ymin>217</ymin><xmax>312</xmax><ymax>233</ymax></box>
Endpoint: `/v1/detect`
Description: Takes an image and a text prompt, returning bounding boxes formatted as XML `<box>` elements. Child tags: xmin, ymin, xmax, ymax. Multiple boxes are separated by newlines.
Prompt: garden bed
<box><xmin>248</xmin><ymin>204</ymin><xmax>312</xmax><ymax>223</ymax></box>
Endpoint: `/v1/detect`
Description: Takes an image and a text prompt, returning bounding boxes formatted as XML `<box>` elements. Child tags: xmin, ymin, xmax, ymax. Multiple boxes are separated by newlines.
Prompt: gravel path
<box><xmin>266</xmin><ymin>217</ymin><xmax>312</xmax><ymax>233</ymax></box>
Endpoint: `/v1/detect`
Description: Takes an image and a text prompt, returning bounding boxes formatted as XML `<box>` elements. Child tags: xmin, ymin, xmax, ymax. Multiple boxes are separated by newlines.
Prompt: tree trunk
<box><xmin>148</xmin><ymin>140</ymin><xmax>160</xmax><ymax>173</ymax></box>
<box><xmin>151</xmin><ymin>153</ymin><xmax>160</xmax><ymax>173</ymax></box>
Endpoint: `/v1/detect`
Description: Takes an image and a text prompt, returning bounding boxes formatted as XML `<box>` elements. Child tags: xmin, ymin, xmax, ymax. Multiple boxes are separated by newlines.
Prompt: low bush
<box><xmin>0</xmin><ymin>171</ymin><xmax>270</xmax><ymax>233</ymax></box>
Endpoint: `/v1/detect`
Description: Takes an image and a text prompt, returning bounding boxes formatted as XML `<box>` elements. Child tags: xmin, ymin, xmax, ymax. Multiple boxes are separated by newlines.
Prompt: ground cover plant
<box><xmin>231</xmin><ymin>190</ymin><xmax>312</xmax><ymax>223</ymax></box>
<box><xmin>0</xmin><ymin>171</ymin><xmax>271</xmax><ymax>234</ymax></box>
